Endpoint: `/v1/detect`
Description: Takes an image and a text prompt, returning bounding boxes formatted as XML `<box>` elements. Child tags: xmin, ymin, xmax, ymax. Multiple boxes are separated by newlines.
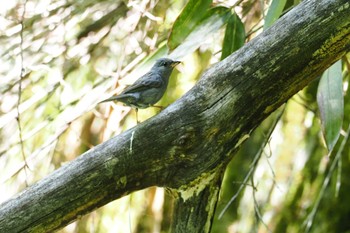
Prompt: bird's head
<box><xmin>152</xmin><ymin>58</ymin><xmax>181</xmax><ymax>76</ymax></box>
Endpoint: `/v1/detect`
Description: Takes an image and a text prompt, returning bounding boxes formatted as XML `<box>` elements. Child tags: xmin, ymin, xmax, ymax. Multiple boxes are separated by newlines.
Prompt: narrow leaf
<box><xmin>168</xmin><ymin>0</ymin><xmax>213</xmax><ymax>51</ymax></box>
<box><xmin>264</xmin><ymin>0</ymin><xmax>287</xmax><ymax>30</ymax></box>
<box><xmin>221</xmin><ymin>13</ymin><xmax>245</xmax><ymax>60</ymax></box>
<box><xmin>169</xmin><ymin>7</ymin><xmax>230</xmax><ymax>60</ymax></box>
<box><xmin>317</xmin><ymin>60</ymin><xmax>344</xmax><ymax>152</ymax></box>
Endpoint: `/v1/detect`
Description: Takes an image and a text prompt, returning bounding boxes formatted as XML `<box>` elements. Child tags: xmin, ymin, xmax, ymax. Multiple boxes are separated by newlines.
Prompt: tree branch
<box><xmin>170</xmin><ymin>168</ymin><xmax>224</xmax><ymax>233</ymax></box>
<box><xmin>0</xmin><ymin>0</ymin><xmax>349</xmax><ymax>232</ymax></box>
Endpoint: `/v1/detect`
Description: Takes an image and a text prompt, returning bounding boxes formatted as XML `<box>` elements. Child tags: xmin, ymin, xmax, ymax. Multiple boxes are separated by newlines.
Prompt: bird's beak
<box><xmin>171</xmin><ymin>61</ymin><xmax>181</xmax><ymax>67</ymax></box>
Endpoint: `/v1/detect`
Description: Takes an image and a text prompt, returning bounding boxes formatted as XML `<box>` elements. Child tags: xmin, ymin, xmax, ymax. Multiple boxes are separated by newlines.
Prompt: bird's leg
<box><xmin>135</xmin><ymin>108</ymin><xmax>140</xmax><ymax>124</ymax></box>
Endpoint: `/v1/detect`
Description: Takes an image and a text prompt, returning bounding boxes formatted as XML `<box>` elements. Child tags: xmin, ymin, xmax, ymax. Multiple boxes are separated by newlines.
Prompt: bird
<box><xmin>99</xmin><ymin>58</ymin><xmax>181</xmax><ymax>122</ymax></box>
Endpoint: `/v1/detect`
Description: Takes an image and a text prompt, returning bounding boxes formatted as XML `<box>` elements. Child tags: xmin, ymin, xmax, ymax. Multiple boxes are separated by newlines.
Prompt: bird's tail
<box><xmin>98</xmin><ymin>95</ymin><xmax>123</xmax><ymax>104</ymax></box>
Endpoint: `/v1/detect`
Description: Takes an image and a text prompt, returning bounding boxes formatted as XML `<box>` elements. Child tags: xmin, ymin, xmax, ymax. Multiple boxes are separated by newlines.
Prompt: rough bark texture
<box><xmin>0</xmin><ymin>0</ymin><xmax>350</xmax><ymax>232</ymax></box>
<box><xmin>170</xmin><ymin>168</ymin><xmax>224</xmax><ymax>233</ymax></box>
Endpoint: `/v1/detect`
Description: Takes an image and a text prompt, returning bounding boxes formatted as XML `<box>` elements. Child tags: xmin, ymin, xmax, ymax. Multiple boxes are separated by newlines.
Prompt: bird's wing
<box><xmin>122</xmin><ymin>72</ymin><xmax>162</xmax><ymax>94</ymax></box>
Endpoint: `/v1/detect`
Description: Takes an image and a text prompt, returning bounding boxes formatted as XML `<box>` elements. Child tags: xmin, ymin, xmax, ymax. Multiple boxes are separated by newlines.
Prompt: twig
<box><xmin>303</xmin><ymin>124</ymin><xmax>350</xmax><ymax>233</ymax></box>
<box><xmin>251</xmin><ymin>176</ymin><xmax>272</xmax><ymax>233</ymax></box>
<box><xmin>218</xmin><ymin>107</ymin><xmax>285</xmax><ymax>219</ymax></box>
<box><xmin>17</xmin><ymin>0</ymin><xmax>30</xmax><ymax>187</ymax></box>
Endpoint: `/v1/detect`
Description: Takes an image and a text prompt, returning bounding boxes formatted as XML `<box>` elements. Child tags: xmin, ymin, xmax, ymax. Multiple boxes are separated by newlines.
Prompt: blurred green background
<box><xmin>1</xmin><ymin>0</ymin><xmax>350</xmax><ymax>232</ymax></box>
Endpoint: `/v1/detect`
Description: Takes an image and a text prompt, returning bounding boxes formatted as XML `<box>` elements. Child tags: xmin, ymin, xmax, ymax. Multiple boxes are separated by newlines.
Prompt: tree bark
<box><xmin>169</xmin><ymin>167</ymin><xmax>224</xmax><ymax>233</ymax></box>
<box><xmin>0</xmin><ymin>0</ymin><xmax>350</xmax><ymax>232</ymax></box>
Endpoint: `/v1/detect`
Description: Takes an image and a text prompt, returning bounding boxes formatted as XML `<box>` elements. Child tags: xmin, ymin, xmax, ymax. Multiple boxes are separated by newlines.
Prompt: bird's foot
<box><xmin>152</xmin><ymin>105</ymin><xmax>164</xmax><ymax>111</ymax></box>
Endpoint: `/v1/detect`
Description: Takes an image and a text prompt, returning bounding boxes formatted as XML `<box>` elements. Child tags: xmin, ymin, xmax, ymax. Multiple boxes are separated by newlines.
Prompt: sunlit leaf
<box><xmin>168</xmin><ymin>0</ymin><xmax>213</xmax><ymax>51</ymax></box>
<box><xmin>264</xmin><ymin>0</ymin><xmax>287</xmax><ymax>30</ymax></box>
<box><xmin>317</xmin><ymin>60</ymin><xmax>344</xmax><ymax>152</ymax></box>
<box><xmin>169</xmin><ymin>7</ymin><xmax>230</xmax><ymax>60</ymax></box>
<box><xmin>221</xmin><ymin>12</ymin><xmax>245</xmax><ymax>60</ymax></box>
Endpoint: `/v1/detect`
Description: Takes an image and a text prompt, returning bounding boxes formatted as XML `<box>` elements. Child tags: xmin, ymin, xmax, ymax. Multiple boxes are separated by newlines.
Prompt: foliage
<box><xmin>0</xmin><ymin>0</ymin><xmax>349</xmax><ymax>232</ymax></box>
<box><xmin>317</xmin><ymin>61</ymin><xmax>343</xmax><ymax>153</ymax></box>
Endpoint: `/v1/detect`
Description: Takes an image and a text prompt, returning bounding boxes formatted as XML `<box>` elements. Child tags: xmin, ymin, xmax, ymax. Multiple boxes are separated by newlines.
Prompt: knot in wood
<box><xmin>175</xmin><ymin>132</ymin><xmax>195</xmax><ymax>149</ymax></box>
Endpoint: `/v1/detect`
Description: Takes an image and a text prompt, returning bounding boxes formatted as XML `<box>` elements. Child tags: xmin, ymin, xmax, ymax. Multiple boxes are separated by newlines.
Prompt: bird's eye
<box><xmin>162</xmin><ymin>61</ymin><xmax>167</xmax><ymax>66</ymax></box>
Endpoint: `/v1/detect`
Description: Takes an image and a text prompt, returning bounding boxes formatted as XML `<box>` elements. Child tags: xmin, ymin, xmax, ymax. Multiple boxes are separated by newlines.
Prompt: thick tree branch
<box><xmin>170</xmin><ymin>168</ymin><xmax>224</xmax><ymax>233</ymax></box>
<box><xmin>0</xmin><ymin>0</ymin><xmax>349</xmax><ymax>232</ymax></box>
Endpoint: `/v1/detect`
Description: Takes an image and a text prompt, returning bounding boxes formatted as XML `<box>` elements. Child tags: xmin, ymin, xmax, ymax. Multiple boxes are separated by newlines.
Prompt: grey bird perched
<box><xmin>99</xmin><ymin>58</ymin><xmax>181</xmax><ymax>121</ymax></box>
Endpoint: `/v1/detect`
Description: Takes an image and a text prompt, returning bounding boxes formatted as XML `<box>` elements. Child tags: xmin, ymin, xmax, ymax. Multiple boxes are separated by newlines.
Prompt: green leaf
<box><xmin>169</xmin><ymin>7</ymin><xmax>231</xmax><ymax>60</ymax></box>
<box><xmin>221</xmin><ymin>13</ymin><xmax>245</xmax><ymax>60</ymax></box>
<box><xmin>168</xmin><ymin>0</ymin><xmax>213</xmax><ymax>51</ymax></box>
<box><xmin>317</xmin><ymin>60</ymin><xmax>344</xmax><ymax>152</ymax></box>
<box><xmin>264</xmin><ymin>0</ymin><xmax>287</xmax><ymax>30</ymax></box>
